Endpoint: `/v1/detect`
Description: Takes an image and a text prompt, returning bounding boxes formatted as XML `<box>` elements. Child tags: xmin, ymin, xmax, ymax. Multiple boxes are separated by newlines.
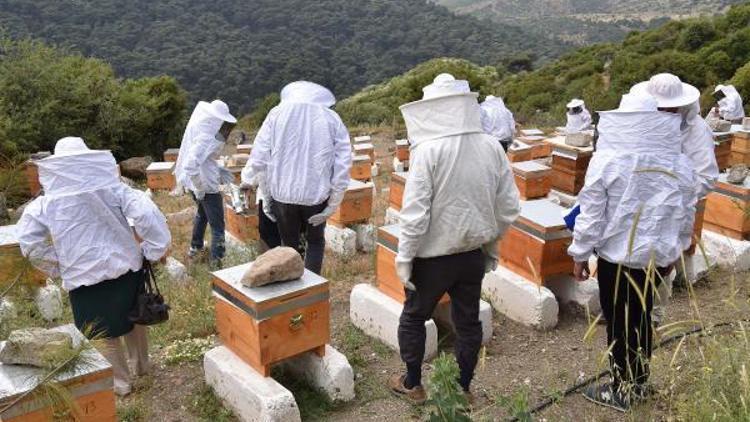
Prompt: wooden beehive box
<box><xmin>353</xmin><ymin>135</ymin><xmax>372</xmax><ymax>144</ymax></box>
<box><xmin>499</xmin><ymin>199</ymin><xmax>573</xmax><ymax>284</ymax></box>
<box><xmin>353</xmin><ymin>143</ymin><xmax>375</xmax><ymax>161</ymax></box>
<box><xmin>227</xmin><ymin>153</ymin><xmax>249</xmax><ymax>168</ymax></box>
<box><xmin>0</xmin><ymin>324</ymin><xmax>116</xmax><ymax>422</ymax></box>
<box><xmin>395</xmin><ymin>139</ymin><xmax>410</xmax><ymax>162</ymax></box>
<box><xmin>704</xmin><ymin>174</ymin><xmax>750</xmax><ymax>240</ymax></box>
<box><xmin>0</xmin><ymin>225</ymin><xmax>47</xmax><ymax>288</ymax></box>
<box><xmin>350</xmin><ymin>154</ymin><xmax>372</xmax><ymax>182</ymax></box>
<box><xmin>328</xmin><ymin>180</ymin><xmax>373</xmax><ymax>227</ymax></box>
<box><xmin>687</xmin><ymin>198</ymin><xmax>706</xmax><ymax>255</ymax></box>
<box><xmin>731</xmin><ymin>129</ymin><xmax>750</xmax><ymax>166</ymax></box>
<box><xmin>507</xmin><ymin>141</ymin><xmax>533</xmax><ymax>163</ymax></box>
<box><xmin>389</xmin><ymin>172</ymin><xmax>407</xmax><ymax>211</ymax></box>
<box><xmin>236</xmin><ymin>144</ymin><xmax>253</xmax><ymax>155</ymax></box>
<box><xmin>163</xmin><ymin>148</ymin><xmax>180</xmax><ymax>162</ymax></box>
<box><xmin>546</xmin><ymin>136</ymin><xmax>593</xmax><ymax>195</ymax></box>
<box><xmin>521</xmin><ymin>129</ymin><xmax>544</xmax><ymax>137</ymax></box>
<box><xmin>376</xmin><ymin>224</ymin><xmax>449</xmax><ymax>304</ymax></box>
<box><xmin>519</xmin><ymin>136</ymin><xmax>552</xmax><ymax>159</ymax></box>
<box><xmin>212</xmin><ymin>264</ymin><xmax>330</xmax><ymax>376</ymax></box>
<box><xmin>24</xmin><ymin>161</ymin><xmax>41</xmax><ymax>197</ymax></box>
<box><xmin>224</xmin><ymin>203</ymin><xmax>259</xmax><ymax>243</ymax></box>
<box><xmin>512</xmin><ymin>161</ymin><xmax>551</xmax><ymax>200</ymax></box>
<box><xmin>146</xmin><ymin>162</ymin><xmax>176</xmax><ymax>191</ymax></box>
<box><xmin>714</xmin><ymin>134</ymin><xmax>732</xmax><ymax>171</ymax></box>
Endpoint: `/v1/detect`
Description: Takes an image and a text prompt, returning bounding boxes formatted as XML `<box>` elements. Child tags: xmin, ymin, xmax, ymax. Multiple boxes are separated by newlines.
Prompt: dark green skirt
<box><xmin>68</xmin><ymin>268</ymin><xmax>144</xmax><ymax>338</ymax></box>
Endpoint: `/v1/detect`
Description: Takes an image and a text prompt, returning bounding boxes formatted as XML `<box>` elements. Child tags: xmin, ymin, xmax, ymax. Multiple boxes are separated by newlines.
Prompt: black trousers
<box><xmin>398</xmin><ymin>249</ymin><xmax>485</xmax><ymax>385</ymax></box>
<box><xmin>598</xmin><ymin>258</ymin><xmax>662</xmax><ymax>388</ymax></box>
<box><xmin>271</xmin><ymin>200</ymin><xmax>327</xmax><ymax>275</ymax></box>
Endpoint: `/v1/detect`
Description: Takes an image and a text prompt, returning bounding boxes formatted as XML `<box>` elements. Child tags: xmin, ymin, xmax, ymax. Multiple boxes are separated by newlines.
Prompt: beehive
<box><xmin>521</xmin><ymin>129</ymin><xmax>544</xmax><ymax>137</ymax></box>
<box><xmin>353</xmin><ymin>135</ymin><xmax>372</xmax><ymax>143</ymax></box>
<box><xmin>145</xmin><ymin>162</ymin><xmax>176</xmax><ymax>191</ymax></box>
<box><xmin>350</xmin><ymin>154</ymin><xmax>372</xmax><ymax>182</ymax></box>
<box><xmin>328</xmin><ymin>180</ymin><xmax>373</xmax><ymax>227</ymax></box>
<box><xmin>163</xmin><ymin>148</ymin><xmax>180</xmax><ymax>162</ymax></box>
<box><xmin>376</xmin><ymin>224</ymin><xmax>449</xmax><ymax>304</ymax></box>
<box><xmin>730</xmin><ymin>129</ymin><xmax>750</xmax><ymax>166</ymax></box>
<box><xmin>224</xmin><ymin>203</ymin><xmax>259</xmax><ymax>243</ymax></box>
<box><xmin>212</xmin><ymin>264</ymin><xmax>330</xmax><ymax>376</ymax></box>
<box><xmin>389</xmin><ymin>172</ymin><xmax>408</xmax><ymax>211</ymax></box>
<box><xmin>714</xmin><ymin>134</ymin><xmax>732</xmax><ymax>171</ymax></box>
<box><xmin>499</xmin><ymin>199</ymin><xmax>573</xmax><ymax>284</ymax></box>
<box><xmin>704</xmin><ymin>174</ymin><xmax>750</xmax><ymax>240</ymax></box>
<box><xmin>511</xmin><ymin>161</ymin><xmax>551</xmax><ymax>200</ymax></box>
<box><xmin>353</xmin><ymin>143</ymin><xmax>375</xmax><ymax>161</ymax></box>
<box><xmin>0</xmin><ymin>225</ymin><xmax>47</xmax><ymax>288</ymax></box>
<box><xmin>236</xmin><ymin>144</ymin><xmax>253</xmax><ymax>155</ymax></box>
<box><xmin>507</xmin><ymin>142</ymin><xmax>533</xmax><ymax>163</ymax></box>
<box><xmin>228</xmin><ymin>153</ymin><xmax>249</xmax><ymax>168</ymax></box>
<box><xmin>519</xmin><ymin>135</ymin><xmax>552</xmax><ymax>159</ymax></box>
<box><xmin>0</xmin><ymin>324</ymin><xmax>116</xmax><ymax>422</ymax></box>
<box><xmin>545</xmin><ymin>136</ymin><xmax>593</xmax><ymax>195</ymax></box>
<box><xmin>395</xmin><ymin>139</ymin><xmax>410</xmax><ymax>162</ymax></box>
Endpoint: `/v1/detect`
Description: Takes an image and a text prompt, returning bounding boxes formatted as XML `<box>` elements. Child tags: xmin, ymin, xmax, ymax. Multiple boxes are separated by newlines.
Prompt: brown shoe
<box><xmin>388</xmin><ymin>374</ymin><xmax>426</xmax><ymax>405</ymax></box>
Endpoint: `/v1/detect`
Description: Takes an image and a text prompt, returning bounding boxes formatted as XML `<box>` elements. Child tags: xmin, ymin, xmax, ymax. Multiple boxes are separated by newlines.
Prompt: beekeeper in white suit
<box><xmin>17</xmin><ymin>137</ymin><xmax>171</xmax><ymax>396</ymax></box>
<box><xmin>565</xmin><ymin>98</ymin><xmax>593</xmax><ymax>133</ymax></box>
<box><xmin>709</xmin><ymin>84</ymin><xmax>745</xmax><ymax>122</ymax></box>
<box><xmin>388</xmin><ymin>73</ymin><xmax>520</xmax><ymax>404</ymax></box>
<box><xmin>249</xmin><ymin>81</ymin><xmax>351</xmax><ymax>275</ymax></box>
<box><xmin>480</xmin><ymin>94</ymin><xmax>516</xmax><ymax>151</ymax></box>
<box><xmin>630</xmin><ymin>73</ymin><xmax>719</xmax><ymax>325</ymax></box>
<box><xmin>174</xmin><ymin>99</ymin><xmax>237</xmax><ymax>266</ymax></box>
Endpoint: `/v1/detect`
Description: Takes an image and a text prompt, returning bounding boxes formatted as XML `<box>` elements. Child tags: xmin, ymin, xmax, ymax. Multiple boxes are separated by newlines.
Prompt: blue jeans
<box><xmin>191</xmin><ymin>193</ymin><xmax>225</xmax><ymax>261</ymax></box>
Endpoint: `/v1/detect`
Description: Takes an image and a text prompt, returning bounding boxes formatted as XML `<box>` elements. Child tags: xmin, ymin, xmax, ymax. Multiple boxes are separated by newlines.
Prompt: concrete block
<box><xmin>325</xmin><ymin>225</ymin><xmax>357</xmax><ymax>256</ymax></box>
<box><xmin>545</xmin><ymin>276</ymin><xmax>601</xmax><ymax>315</ymax></box>
<box><xmin>225</xmin><ymin>231</ymin><xmax>250</xmax><ymax>251</ymax></box>
<box><xmin>702</xmin><ymin>230</ymin><xmax>750</xmax><ymax>271</ymax></box>
<box><xmin>0</xmin><ymin>298</ymin><xmax>17</xmax><ymax>322</ymax></box>
<box><xmin>352</xmin><ymin>224</ymin><xmax>376</xmax><ymax>253</ymax></box>
<box><xmin>393</xmin><ymin>157</ymin><xmax>407</xmax><ymax>173</ymax></box>
<box><xmin>34</xmin><ymin>280</ymin><xmax>63</xmax><ymax>322</ymax></box>
<box><xmin>433</xmin><ymin>299</ymin><xmax>493</xmax><ymax>344</ymax></box>
<box><xmin>165</xmin><ymin>256</ymin><xmax>189</xmax><ymax>284</ymax></box>
<box><xmin>279</xmin><ymin>344</ymin><xmax>355</xmax><ymax>402</ymax></box>
<box><xmin>675</xmin><ymin>253</ymin><xmax>713</xmax><ymax>286</ymax></box>
<box><xmin>204</xmin><ymin>346</ymin><xmax>301</xmax><ymax>422</ymax></box>
<box><xmin>385</xmin><ymin>207</ymin><xmax>401</xmax><ymax>226</ymax></box>
<box><xmin>349</xmin><ymin>284</ymin><xmax>438</xmax><ymax>361</ymax></box>
<box><xmin>371</xmin><ymin>163</ymin><xmax>381</xmax><ymax>178</ymax></box>
<box><xmin>547</xmin><ymin>189</ymin><xmax>577</xmax><ymax>208</ymax></box>
<box><xmin>144</xmin><ymin>188</ymin><xmax>153</xmax><ymax>199</ymax></box>
<box><xmin>482</xmin><ymin>267</ymin><xmax>558</xmax><ymax>330</ymax></box>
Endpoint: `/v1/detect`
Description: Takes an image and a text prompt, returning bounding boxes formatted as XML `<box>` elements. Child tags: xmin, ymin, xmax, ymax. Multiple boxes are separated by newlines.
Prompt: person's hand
<box><xmin>263</xmin><ymin>198</ymin><xmax>276</xmax><ymax>222</ymax></box>
<box><xmin>219</xmin><ymin>168</ymin><xmax>234</xmax><ymax>185</ymax></box>
<box><xmin>573</xmin><ymin>261</ymin><xmax>590</xmax><ymax>281</ymax></box>
<box><xmin>395</xmin><ymin>257</ymin><xmax>415</xmax><ymax>291</ymax></box>
<box><xmin>484</xmin><ymin>255</ymin><xmax>497</xmax><ymax>273</ymax></box>
<box><xmin>308</xmin><ymin>209</ymin><xmax>333</xmax><ymax>227</ymax></box>
<box><xmin>194</xmin><ymin>190</ymin><xmax>206</xmax><ymax>201</ymax></box>
<box><xmin>239</xmin><ymin>181</ymin><xmax>254</xmax><ymax>191</ymax></box>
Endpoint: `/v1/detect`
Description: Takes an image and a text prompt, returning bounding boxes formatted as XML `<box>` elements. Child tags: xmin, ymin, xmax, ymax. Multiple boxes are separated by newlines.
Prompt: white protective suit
<box><xmin>565</xmin><ymin>100</ymin><xmax>592</xmax><ymax>133</ymax></box>
<box><xmin>715</xmin><ymin>84</ymin><xmax>745</xmax><ymax>121</ymax></box>
<box><xmin>174</xmin><ymin>100</ymin><xmax>234</xmax><ymax>196</ymax></box>
<box><xmin>249</xmin><ymin>81</ymin><xmax>352</xmax><ymax>207</ymax></box>
<box><xmin>17</xmin><ymin>138</ymin><xmax>171</xmax><ymax>291</ymax></box>
<box><xmin>568</xmin><ymin>102</ymin><xmax>698</xmax><ymax>268</ymax></box>
<box><xmin>681</xmin><ymin>102</ymin><xmax>719</xmax><ymax>199</ymax></box>
<box><xmin>397</xmin><ymin>91</ymin><xmax>521</xmax><ymax>268</ymax></box>
<box><xmin>480</xmin><ymin>95</ymin><xmax>516</xmax><ymax>142</ymax></box>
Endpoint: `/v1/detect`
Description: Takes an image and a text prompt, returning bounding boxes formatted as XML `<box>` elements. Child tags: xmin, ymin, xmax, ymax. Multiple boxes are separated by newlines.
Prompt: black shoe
<box><xmin>583</xmin><ymin>383</ymin><xmax>630</xmax><ymax>412</ymax></box>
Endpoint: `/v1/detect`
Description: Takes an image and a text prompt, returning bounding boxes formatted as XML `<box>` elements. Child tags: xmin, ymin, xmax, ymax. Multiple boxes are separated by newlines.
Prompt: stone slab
<box><xmin>325</xmin><ymin>225</ymin><xmax>357</xmax><ymax>256</ymax></box>
<box><xmin>385</xmin><ymin>207</ymin><xmax>401</xmax><ymax>226</ymax></box>
<box><xmin>349</xmin><ymin>284</ymin><xmax>438</xmax><ymax>361</ymax></box>
<box><xmin>34</xmin><ymin>280</ymin><xmax>63</xmax><ymax>322</ymax></box>
<box><xmin>675</xmin><ymin>252</ymin><xmax>713</xmax><ymax>286</ymax></box>
<box><xmin>482</xmin><ymin>267</ymin><xmax>558</xmax><ymax>330</ymax></box>
<box><xmin>278</xmin><ymin>344</ymin><xmax>355</xmax><ymax>402</ymax></box>
<box><xmin>352</xmin><ymin>224</ymin><xmax>376</xmax><ymax>253</ymax></box>
<box><xmin>204</xmin><ymin>346</ymin><xmax>301</xmax><ymax>422</ymax></box>
<box><xmin>393</xmin><ymin>157</ymin><xmax>408</xmax><ymax>173</ymax></box>
<box><xmin>545</xmin><ymin>276</ymin><xmax>600</xmax><ymax>316</ymax></box>
<box><xmin>702</xmin><ymin>229</ymin><xmax>750</xmax><ymax>271</ymax></box>
<box><xmin>433</xmin><ymin>299</ymin><xmax>494</xmax><ymax>344</ymax></box>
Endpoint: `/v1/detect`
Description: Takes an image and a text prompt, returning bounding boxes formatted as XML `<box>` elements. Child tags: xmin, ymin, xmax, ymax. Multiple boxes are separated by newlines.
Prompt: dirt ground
<box><xmin>118</xmin><ymin>129</ymin><xmax>750</xmax><ymax>421</ymax></box>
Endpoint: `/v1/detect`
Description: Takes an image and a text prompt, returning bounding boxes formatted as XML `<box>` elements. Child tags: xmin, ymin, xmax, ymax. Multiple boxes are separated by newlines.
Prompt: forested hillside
<box><xmin>339</xmin><ymin>3</ymin><xmax>750</xmax><ymax>126</ymax></box>
<box><xmin>0</xmin><ymin>0</ymin><xmax>564</xmax><ymax>113</ymax></box>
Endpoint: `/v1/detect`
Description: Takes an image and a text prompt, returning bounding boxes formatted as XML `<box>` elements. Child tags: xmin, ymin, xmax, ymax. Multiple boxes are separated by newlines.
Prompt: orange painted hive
<box><xmin>146</xmin><ymin>162</ymin><xmax>176</xmax><ymax>191</ymax></box>
<box><xmin>350</xmin><ymin>154</ymin><xmax>372</xmax><ymax>182</ymax></box>
<box><xmin>212</xmin><ymin>263</ymin><xmax>330</xmax><ymax>376</ymax></box>
<box><xmin>507</xmin><ymin>141</ymin><xmax>533</xmax><ymax>163</ymax></box>
<box><xmin>376</xmin><ymin>224</ymin><xmax>449</xmax><ymax>304</ymax></box>
<box><xmin>0</xmin><ymin>324</ymin><xmax>116</xmax><ymax>422</ymax></box>
<box><xmin>546</xmin><ymin>136</ymin><xmax>593</xmax><ymax>195</ymax></box>
<box><xmin>328</xmin><ymin>180</ymin><xmax>373</xmax><ymax>227</ymax></box>
<box><xmin>499</xmin><ymin>199</ymin><xmax>574</xmax><ymax>284</ymax></box>
<box><xmin>395</xmin><ymin>139</ymin><xmax>410</xmax><ymax>162</ymax></box>
<box><xmin>0</xmin><ymin>225</ymin><xmax>47</xmax><ymax>288</ymax></box>
<box><xmin>388</xmin><ymin>171</ymin><xmax>408</xmax><ymax>211</ymax></box>
<box><xmin>518</xmin><ymin>135</ymin><xmax>552</xmax><ymax>159</ymax></box>
<box><xmin>236</xmin><ymin>144</ymin><xmax>253</xmax><ymax>155</ymax></box>
<box><xmin>714</xmin><ymin>134</ymin><xmax>732</xmax><ymax>171</ymax></box>
<box><xmin>704</xmin><ymin>174</ymin><xmax>750</xmax><ymax>240</ymax></box>
<box><xmin>731</xmin><ymin>129</ymin><xmax>750</xmax><ymax>166</ymax></box>
<box><xmin>511</xmin><ymin>161</ymin><xmax>551</xmax><ymax>200</ymax></box>
<box><xmin>224</xmin><ymin>203</ymin><xmax>259</xmax><ymax>243</ymax></box>
<box><xmin>353</xmin><ymin>143</ymin><xmax>375</xmax><ymax>161</ymax></box>
<box><xmin>163</xmin><ymin>148</ymin><xmax>180</xmax><ymax>162</ymax></box>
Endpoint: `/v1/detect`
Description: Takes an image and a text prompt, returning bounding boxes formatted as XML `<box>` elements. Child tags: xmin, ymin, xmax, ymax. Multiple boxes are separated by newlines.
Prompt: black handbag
<box><xmin>128</xmin><ymin>259</ymin><xmax>170</xmax><ymax>325</ymax></box>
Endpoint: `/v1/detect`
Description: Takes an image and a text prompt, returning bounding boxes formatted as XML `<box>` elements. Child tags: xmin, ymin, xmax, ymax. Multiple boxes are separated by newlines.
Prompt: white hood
<box><xmin>280</xmin><ymin>81</ymin><xmax>336</xmax><ymax>107</ymax></box>
<box><xmin>565</xmin><ymin>106</ymin><xmax>592</xmax><ymax>133</ymax></box>
<box><xmin>174</xmin><ymin>102</ymin><xmax>225</xmax><ymax>186</ymax></box>
<box><xmin>717</xmin><ymin>84</ymin><xmax>745</xmax><ymax>121</ymax></box>
<box><xmin>596</xmin><ymin>111</ymin><xmax>682</xmax><ymax>155</ymax></box>
<box><xmin>400</xmin><ymin>93</ymin><xmax>484</xmax><ymax>147</ymax></box>
<box><xmin>480</xmin><ymin>96</ymin><xmax>515</xmax><ymax>141</ymax></box>
<box><xmin>37</xmin><ymin>151</ymin><xmax>120</xmax><ymax>196</ymax></box>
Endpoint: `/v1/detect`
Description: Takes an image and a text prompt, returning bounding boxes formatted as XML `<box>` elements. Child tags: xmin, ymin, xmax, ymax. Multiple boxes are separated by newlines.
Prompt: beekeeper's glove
<box><xmin>308</xmin><ymin>190</ymin><xmax>345</xmax><ymax>227</ymax></box>
<box><xmin>395</xmin><ymin>256</ymin><xmax>416</xmax><ymax>291</ymax></box>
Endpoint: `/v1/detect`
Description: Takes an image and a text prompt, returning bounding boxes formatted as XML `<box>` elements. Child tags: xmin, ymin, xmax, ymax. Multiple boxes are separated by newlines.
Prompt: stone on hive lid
<box><xmin>521</xmin><ymin>129</ymin><xmax>544</xmax><ymax>137</ymax></box>
<box><xmin>241</xmin><ymin>247</ymin><xmax>304</xmax><ymax>287</ymax></box>
<box><xmin>743</xmin><ymin>117</ymin><xmax>750</xmax><ymax>132</ymax></box>
<box><xmin>709</xmin><ymin>120</ymin><xmax>732</xmax><ymax>133</ymax></box>
<box><xmin>0</xmin><ymin>328</ymin><xmax>73</xmax><ymax>368</ymax></box>
<box><xmin>565</xmin><ymin>132</ymin><xmax>593</xmax><ymax>147</ymax></box>
<box><xmin>728</xmin><ymin>164</ymin><xmax>748</xmax><ymax>185</ymax></box>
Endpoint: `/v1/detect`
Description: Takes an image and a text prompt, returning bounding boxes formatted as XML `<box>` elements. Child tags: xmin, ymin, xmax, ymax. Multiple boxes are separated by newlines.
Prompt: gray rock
<box><xmin>165</xmin><ymin>257</ymin><xmax>189</xmax><ymax>284</ymax></box>
<box><xmin>241</xmin><ymin>247</ymin><xmax>304</xmax><ymax>287</ymax></box>
<box><xmin>565</xmin><ymin>132</ymin><xmax>593</xmax><ymax>147</ymax></box>
<box><xmin>34</xmin><ymin>281</ymin><xmax>63</xmax><ymax>322</ymax></box>
<box><xmin>728</xmin><ymin>164</ymin><xmax>748</xmax><ymax>185</ymax></box>
<box><xmin>119</xmin><ymin>156</ymin><xmax>153</xmax><ymax>180</ymax></box>
<box><xmin>0</xmin><ymin>328</ymin><xmax>73</xmax><ymax>368</ymax></box>
<box><xmin>743</xmin><ymin>117</ymin><xmax>750</xmax><ymax>131</ymax></box>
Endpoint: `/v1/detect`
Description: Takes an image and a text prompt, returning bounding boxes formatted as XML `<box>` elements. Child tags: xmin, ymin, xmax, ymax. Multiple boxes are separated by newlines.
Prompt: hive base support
<box><xmin>545</xmin><ymin>276</ymin><xmax>601</xmax><ymax>316</ymax></box>
<box><xmin>278</xmin><ymin>344</ymin><xmax>355</xmax><ymax>402</ymax></box>
<box><xmin>349</xmin><ymin>283</ymin><xmax>438</xmax><ymax>361</ymax></box>
<box><xmin>432</xmin><ymin>299</ymin><xmax>494</xmax><ymax>344</ymax></box>
<box><xmin>352</xmin><ymin>223</ymin><xmax>376</xmax><ymax>252</ymax></box>
<box><xmin>675</xmin><ymin>253</ymin><xmax>713</xmax><ymax>286</ymax></box>
<box><xmin>324</xmin><ymin>225</ymin><xmax>357</xmax><ymax>256</ymax></box>
<box><xmin>702</xmin><ymin>230</ymin><xmax>750</xmax><ymax>271</ymax></box>
<box><xmin>482</xmin><ymin>267</ymin><xmax>559</xmax><ymax>331</ymax></box>
<box><xmin>384</xmin><ymin>207</ymin><xmax>401</xmax><ymax>226</ymax></box>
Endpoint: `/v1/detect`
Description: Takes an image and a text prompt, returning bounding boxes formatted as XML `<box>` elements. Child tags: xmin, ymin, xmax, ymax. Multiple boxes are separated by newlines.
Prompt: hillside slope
<box><xmin>0</xmin><ymin>0</ymin><xmax>564</xmax><ymax>112</ymax></box>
